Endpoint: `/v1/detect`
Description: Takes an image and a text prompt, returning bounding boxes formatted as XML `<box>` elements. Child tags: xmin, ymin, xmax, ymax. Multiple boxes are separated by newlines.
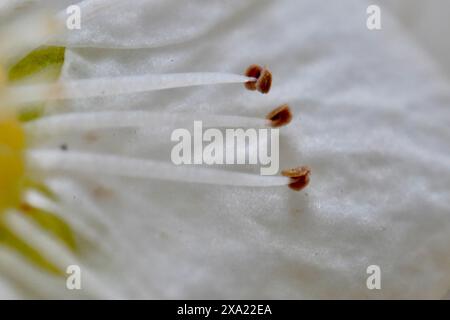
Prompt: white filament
<box><xmin>7</xmin><ymin>73</ymin><xmax>254</xmax><ymax>105</ymax></box>
<box><xmin>28</xmin><ymin>150</ymin><xmax>290</xmax><ymax>187</ymax></box>
<box><xmin>24</xmin><ymin>189</ymin><xmax>115</xmax><ymax>256</ymax></box>
<box><xmin>3</xmin><ymin>210</ymin><xmax>119</xmax><ymax>298</ymax></box>
<box><xmin>0</xmin><ymin>248</ymin><xmax>68</xmax><ymax>299</ymax></box>
<box><xmin>26</xmin><ymin>111</ymin><xmax>268</xmax><ymax>134</ymax></box>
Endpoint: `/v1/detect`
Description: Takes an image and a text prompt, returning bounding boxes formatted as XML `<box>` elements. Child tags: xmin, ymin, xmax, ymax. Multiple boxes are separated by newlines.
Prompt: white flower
<box><xmin>1</xmin><ymin>0</ymin><xmax>450</xmax><ymax>299</ymax></box>
<box><xmin>0</xmin><ymin>0</ymin><xmax>303</xmax><ymax>299</ymax></box>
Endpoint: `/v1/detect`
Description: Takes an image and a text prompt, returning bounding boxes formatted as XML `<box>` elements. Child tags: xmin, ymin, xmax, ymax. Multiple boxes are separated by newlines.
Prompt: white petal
<box><xmin>3</xmin><ymin>0</ymin><xmax>450</xmax><ymax>299</ymax></box>
<box><xmin>51</xmin><ymin>0</ymin><xmax>255</xmax><ymax>49</ymax></box>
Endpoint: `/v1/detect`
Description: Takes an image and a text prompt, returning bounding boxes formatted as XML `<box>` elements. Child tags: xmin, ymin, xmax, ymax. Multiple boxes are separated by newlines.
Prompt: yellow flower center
<box><xmin>0</xmin><ymin>111</ymin><xmax>25</xmax><ymax>212</ymax></box>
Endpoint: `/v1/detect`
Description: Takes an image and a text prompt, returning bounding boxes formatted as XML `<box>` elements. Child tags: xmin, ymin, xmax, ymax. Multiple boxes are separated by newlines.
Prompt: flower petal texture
<box><xmin>1</xmin><ymin>0</ymin><xmax>450</xmax><ymax>299</ymax></box>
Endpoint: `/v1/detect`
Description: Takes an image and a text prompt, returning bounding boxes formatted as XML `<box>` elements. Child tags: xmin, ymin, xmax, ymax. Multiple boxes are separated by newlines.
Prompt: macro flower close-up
<box><xmin>0</xmin><ymin>0</ymin><xmax>450</xmax><ymax>301</ymax></box>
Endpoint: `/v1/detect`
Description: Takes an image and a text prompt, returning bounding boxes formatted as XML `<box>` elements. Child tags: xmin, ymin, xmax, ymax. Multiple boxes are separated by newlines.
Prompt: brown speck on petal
<box><xmin>84</xmin><ymin>131</ymin><xmax>99</xmax><ymax>143</ymax></box>
<box><xmin>282</xmin><ymin>166</ymin><xmax>311</xmax><ymax>191</ymax></box>
<box><xmin>20</xmin><ymin>203</ymin><xmax>33</xmax><ymax>213</ymax></box>
<box><xmin>267</xmin><ymin>104</ymin><xmax>292</xmax><ymax>127</ymax></box>
<box><xmin>93</xmin><ymin>185</ymin><xmax>114</xmax><ymax>200</ymax></box>
<box><xmin>245</xmin><ymin>64</ymin><xmax>272</xmax><ymax>94</ymax></box>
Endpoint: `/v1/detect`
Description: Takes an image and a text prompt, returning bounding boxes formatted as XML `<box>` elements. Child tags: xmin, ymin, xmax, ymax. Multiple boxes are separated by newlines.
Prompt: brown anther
<box><xmin>282</xmin><ymin>166</ymin><xmax>311</xmax><ymax>191</ymax></box>
<box><xmin>245</xmin><ymin>64</ymin><xmax>272</xmax><ymax>94</ymax></box>
<box><xmin>244</xmin><ymin>64</ymin><xmax>262</xmax><ymax>91</ymax></box>
<box><xmin>266</xmin><ymin>104</ymin><xmax>292</xmax><ymax>127</ymax></box>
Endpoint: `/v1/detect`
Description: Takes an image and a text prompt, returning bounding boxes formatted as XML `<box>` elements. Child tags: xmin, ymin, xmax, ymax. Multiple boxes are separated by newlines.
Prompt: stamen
<box><xmin>26</xmin><ymin>111</ymin><xmax>269</xmax><ymax>135</ymax></box>
<box><xmin>0</xmin><ymin>248</ymin><xmax>63</xmax><ymax>296</ymax></box>
<box><xmin>23</xmin><ymin>188</ymin><xmax>112</xmax><ymax>254</ymax></box>
<box><xmin>2</xmin><ymin>210</ymin><xmax>119</xmax><ymax>298</ymax></box>
<box><xmin>281</xmin><ymin>166</ymin><xmax>311</xmax><ymax>191</ymax></box>
<box><xmin>244</xmin><ymin>64</ymin><xmax>272</xmax><ymax>94</ymax></box>
<box><xmin>266</xmin><ymin>104</ymin><xmax>293</xmax><ymax>127</ymax></box>
<box><xmin>28</xmin><ymin>150</ymin><xmax>291</xmax><ymax>188</ymax></box>
<box><xmin>3</xmin><ymin>210</ymin><xmax>73</xmax><ymax>273</ymax></box>
<box><xmin>6</xmin><ymin>72</ymin><xmax>255</xmax><ymax>105</ymax></box>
